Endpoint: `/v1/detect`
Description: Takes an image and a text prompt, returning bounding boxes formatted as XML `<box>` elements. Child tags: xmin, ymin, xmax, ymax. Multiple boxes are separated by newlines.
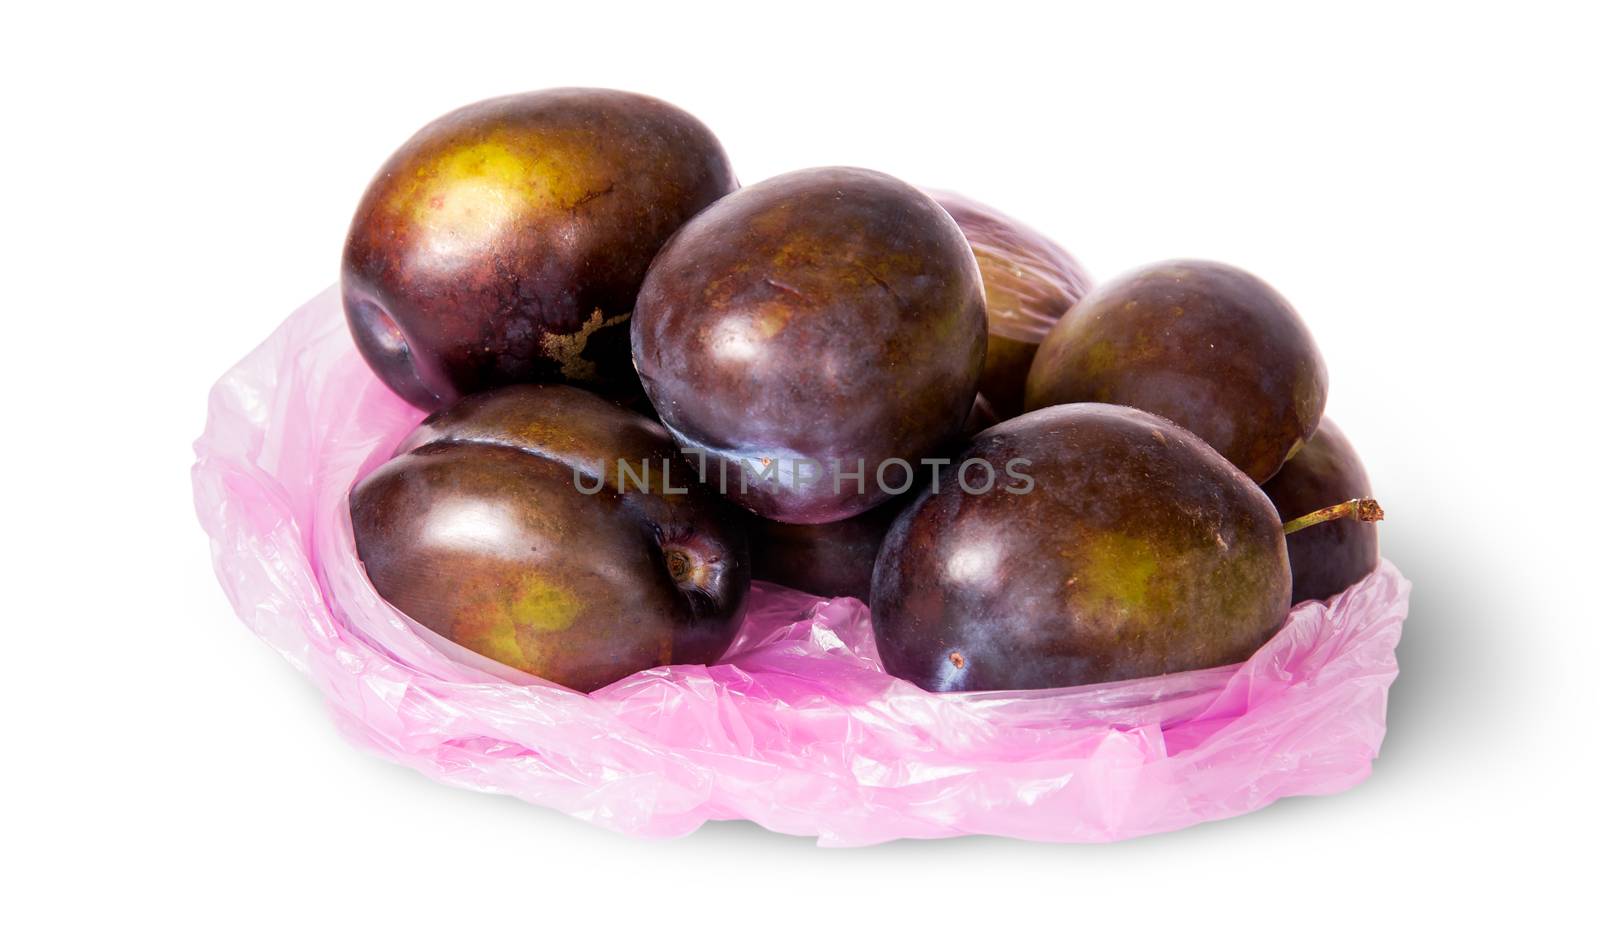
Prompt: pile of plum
<box><xmin>346</xmin><ymin>89</ymin><xmax>1381</xmax><ymax>695</ymax></box>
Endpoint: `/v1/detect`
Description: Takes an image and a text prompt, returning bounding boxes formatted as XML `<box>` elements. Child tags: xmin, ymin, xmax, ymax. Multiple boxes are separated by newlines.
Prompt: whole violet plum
<box><xmin>871</xmin><ymin>403</ymin><xmax>1292</xmax><ymax>692</ymax></box>
<box><xmin>632</xmin><ymin>167</ymin><xmax>987</xmax><ymax>525</ymax></box>
<box><xmin>1025</xmin><ymin>260</ymin><xmax>1327</xmax><ymax>482</ymax></box>
<box><xmin>343</xmin><ymin>89</ymin><xmax>736</xmax><ymax>410</ymax></box>
<box><xmin>350</xmin><ymin>385</ymin><xmax>750</xmax><ymax>692</ymax></box>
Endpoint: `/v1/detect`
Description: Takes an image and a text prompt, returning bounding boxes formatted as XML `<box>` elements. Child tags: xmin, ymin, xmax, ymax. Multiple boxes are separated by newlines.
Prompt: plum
<box><xmin>750</xmin><ymin>391</ymin><xmax>995</xmax><ymax>599</ymax></box>
<box><xmin>349</xmin><ymin>385</ymin><xmax>749</xmax><ymax>692</ymax></box>
<box><xmin>632</xmin><ymin>167</ymin><xmax>987</xmax><ymax>524</ymax></box>
<box><xmin>1024</xmin><ymin>260</ymin><xmax>1327</xmax><ymax>482</ymax></box>
<box><xmin>964</xmin><ymin>392</ymin><xmax>1000</xmax><ymax>436</ymax></box>
<box><xmin>1263</xmin><ymin>419</ymin><xmax>1381</xmax><ymax>603</ymax></box>
<box><xmin>930</xmin><ymin>191</ymin><xmax>1092</xmax><ymax>420</ymax></box>
<box><xmin>342</xmin><ymin>88</ymin><xmax>736</xmax><ymax>410</ymax></box>
<box><xmin>870</xmin><ymin>403</ymin><xmax>1292</xmax><ymax>692</ymax></box>
<box><xmin>750</xmin><ymin>497</ymin><xmax>906</xmax><ymax>600</ymax></box>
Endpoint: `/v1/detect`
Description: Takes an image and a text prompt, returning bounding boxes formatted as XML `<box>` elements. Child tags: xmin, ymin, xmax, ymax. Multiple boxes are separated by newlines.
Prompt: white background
<box><xmin>6</xmin><ymin>1</ymin><xmax>1596</xmax><ymax>938</ymax></box>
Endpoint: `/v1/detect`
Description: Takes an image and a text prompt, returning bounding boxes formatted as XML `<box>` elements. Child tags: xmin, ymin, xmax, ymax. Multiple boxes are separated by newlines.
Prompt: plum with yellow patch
<box><xmin>632</xmin><ymin>167</ymin><xmax>987</xmax><ymax>524</ymax></box>
<box><xmin>870</xmin><ymin>403</ymin><xmax>1291</xmax><ymax>692</ymax></box>
<box><xmin>1024</xmin><ymin>260</ymin><xmax>1327</xmax><ymax>483</ymax></box>
<box><xmin>349</xmin><ymin>385</ymin><xmax>750</xmax><ymax>692</ymax></box>
<box><xmin>343</xmin><ymin>88</ymin><xmax>736</xmax><ymax>410</ymax></box>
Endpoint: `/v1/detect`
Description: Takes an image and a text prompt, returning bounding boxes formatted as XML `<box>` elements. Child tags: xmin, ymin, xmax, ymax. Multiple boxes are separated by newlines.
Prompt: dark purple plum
<box><xmin>871</xmin><ymin>403</ymin><xmax>1292</xmax><ymax>692</ymax></box>
<box><xmin>1024</xmin><ymin>260</ymin><xmax>1327</xmax><ymax>482</ymax></box>
<box><xmin>750</xmin><ymin>498</ymin><xmax>906</xmax><ymax>601</ymax></box>
<box><xmin>349</xmin><ymin>385</ymin><xmax>749</xmax><ymax>692</ymax></box>
<box><xmin>1263</xmin><ymin>419</ymin><xmax>1381</xmax><ymax>603</ymax></box>
<box><xmin>632</xmin><ymin>167</ymin><xmax>987</xmax><ymax>524</ymax></box>
<box><xmin>343</xmin><ymin>89</ymin><xmax>737</xmax><ymax>410</ymax></box>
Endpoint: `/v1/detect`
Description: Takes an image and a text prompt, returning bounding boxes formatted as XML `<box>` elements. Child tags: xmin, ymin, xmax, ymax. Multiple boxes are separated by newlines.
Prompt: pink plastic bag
<box><xmin>193</xmin><ymin>287</ymin><xmax>1409</xmax><ymax>845</ymax></box>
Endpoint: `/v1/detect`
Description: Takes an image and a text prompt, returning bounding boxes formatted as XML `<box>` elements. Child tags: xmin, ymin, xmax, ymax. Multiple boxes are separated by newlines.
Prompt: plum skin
<box><xmin>929</xmin><ymin>191</ymin><xmax>1092</xmax><ymax>421</ymax></box>
<box><xmin>349</xmin><ymin>385</ymin><xmax>750</xmax><ymax>692</ymax></box>
<box><xmin>750</xmin><ymin>393</ymin><xmax>993</xmax><ymax>599</ymax></box>
<box><xmin>750</xmin><ymin>497</ymin><xmax>906</xmax><ymax>600</ymax></box>
<box><xmin>1263</xmin><ymin>419</ymin><xmax>1380</xmax><ymax>603</ymax></box>
<box><xmin>1024</xmin><ymin>260</ymin><xmax>1327</xmax><ymax>483</ymax></box>
<box><xmin>343</xmin><ymin>88</ymin><xmax>737</xmax><ymax>411</ymax></box>
<box><xmin>632</xmin><ymin>167</ymin><xmax>987</xmax><ymax>525</ymax></box>
<box><xmin>871</xmin><ymin>403</ymin><xmax>1291</xmax><ymax>692</ymax></box>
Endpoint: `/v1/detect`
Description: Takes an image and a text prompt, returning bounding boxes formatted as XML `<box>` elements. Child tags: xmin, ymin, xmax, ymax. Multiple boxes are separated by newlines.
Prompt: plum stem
<box><xmin>664</xmin><ymin>548</ymin><xmax>692</xmax><ymax>583</ymax></box>
<box><xmin>1282</xmin><ymin>498</ymin><xmax>1385</xmax><ymax>535</ymax></box>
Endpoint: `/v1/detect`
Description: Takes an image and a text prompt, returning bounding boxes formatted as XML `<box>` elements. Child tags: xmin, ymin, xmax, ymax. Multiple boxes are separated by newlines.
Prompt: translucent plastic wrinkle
<box><xmin>193</xmin><ymin>287</ymin><xmax>1409</xmax><ymax>846</ymax></box>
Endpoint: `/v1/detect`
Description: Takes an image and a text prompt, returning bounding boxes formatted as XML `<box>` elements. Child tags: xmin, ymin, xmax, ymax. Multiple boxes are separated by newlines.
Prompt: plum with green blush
<box><xmin>871</xmin><ymin>403</ymin><xmax>1380</xmax><ymax>692</ymax></box>
<box><xmin>350</xmin><ymin>385</ymin><xmax>750</xmax><ymax>692</ymax></box>
<box><xmin>1024</xmin><ymin>260</ymin><xmax>1327</xmax><ymax>483</ymax></box>
<box><xmin>343</xmin><ymin>88</ymin><xmax>737</xmax><ymax>410</ymax></box>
